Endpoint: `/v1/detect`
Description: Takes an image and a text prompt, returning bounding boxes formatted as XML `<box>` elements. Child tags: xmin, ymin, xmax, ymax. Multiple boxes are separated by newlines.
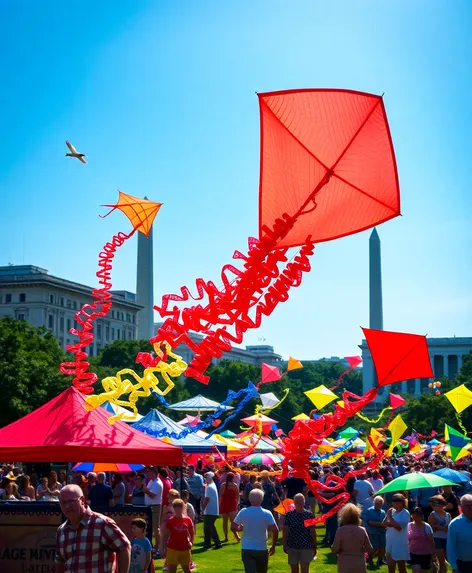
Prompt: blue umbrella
<box><xmin>431</xmin><ymin>467</ymin><xmax>469</xmax><ymax>484</ymax></box>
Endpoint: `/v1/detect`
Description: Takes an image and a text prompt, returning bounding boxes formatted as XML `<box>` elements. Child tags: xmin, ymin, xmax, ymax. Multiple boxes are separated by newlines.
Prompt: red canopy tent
<box><xmin>0</xmin><ymin>387</ymin><xmax>183</xmax><ymax>466</ymax></box>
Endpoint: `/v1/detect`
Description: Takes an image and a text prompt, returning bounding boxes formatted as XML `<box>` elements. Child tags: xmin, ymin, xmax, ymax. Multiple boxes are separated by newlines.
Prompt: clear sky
<box><xmin>1</xmin><ymin>1</ymin><xmax>471</xmax><ymax>360</ymax></box>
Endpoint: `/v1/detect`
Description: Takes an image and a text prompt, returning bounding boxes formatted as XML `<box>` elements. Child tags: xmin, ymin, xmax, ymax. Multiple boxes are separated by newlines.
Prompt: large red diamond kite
<box><xmin>363</xmin><ymin>328</ymin><xmax>434</xmax><ymax>388</ymax></box>
<box><xmin>258</xmin><ymin>89</ymin><xmax>401</xmax><ymax>248</ymax></box>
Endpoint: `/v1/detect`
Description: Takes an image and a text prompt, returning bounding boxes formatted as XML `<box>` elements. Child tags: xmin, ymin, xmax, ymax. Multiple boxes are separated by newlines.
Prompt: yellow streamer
<box><xmin>356</xmin><ymin>407</ymin><xmax>391</xmax><ymax>423</ymax></box>
<box><xmin>84</xmin><ymin>343</ymin><xmax>187</xmax><ymax>424</ymax></box>
<box><xmin>256</xmin><ymin>388</ymin><xmax>290</xmax><ymax>414</ymax></box>
<box><xmin>456</xmin><ymin>412</ymin><xmax>468</xmax><ymax>435</ymax></box>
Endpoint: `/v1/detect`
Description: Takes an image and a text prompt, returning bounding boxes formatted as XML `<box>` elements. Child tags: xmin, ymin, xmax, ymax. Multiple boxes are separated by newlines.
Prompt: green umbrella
<box><xmin>376</xmin><ymin>472</ymin><xmax>456</xmax><ymax>495</ymax></box>
<box><xmin>339</xmin><ymin>426</ymin><xmax>358</xmax><ymax>439</ymax></box>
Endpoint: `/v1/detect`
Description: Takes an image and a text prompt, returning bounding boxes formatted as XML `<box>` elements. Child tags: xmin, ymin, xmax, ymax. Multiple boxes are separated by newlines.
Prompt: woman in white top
<box><xmin>382</xmin><ymin>493</ymin><xmax>410</xmax><ymax>573</ymax></box>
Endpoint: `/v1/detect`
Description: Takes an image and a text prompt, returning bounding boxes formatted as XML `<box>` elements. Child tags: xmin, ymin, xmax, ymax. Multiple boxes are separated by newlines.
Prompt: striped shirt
<box><xmin>55</xmin><ymin>509</ymin><xmax>130</xmax><ymax>573</ymax></box>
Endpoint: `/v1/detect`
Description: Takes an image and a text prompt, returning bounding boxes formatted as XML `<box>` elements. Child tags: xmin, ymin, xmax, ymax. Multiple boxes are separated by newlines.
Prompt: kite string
<box><xmin>59</xmin><ymin>229</ymin><xmax>136</xmax><ymax>394</ymax></box>
<box><xmin>330</xmin><ymin>363</ymin><xmax>357</xmax><ymax>391</ymax></box>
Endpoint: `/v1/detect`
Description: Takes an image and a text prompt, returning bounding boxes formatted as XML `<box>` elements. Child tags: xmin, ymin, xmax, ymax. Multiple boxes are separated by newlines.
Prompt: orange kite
<box><xmin>102</xmin><ymin>191</ymin><xmax>162</xmax><ymax>236</ymax></box>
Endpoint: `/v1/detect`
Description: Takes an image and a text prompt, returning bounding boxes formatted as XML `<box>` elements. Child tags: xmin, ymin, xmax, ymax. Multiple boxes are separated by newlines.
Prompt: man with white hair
<box><xmin>232</xmin><ymin>488</ymin><xmax>279</xmax><ymax>573</ymax></box>
<box><xmin>363</xmin><ymin>495</ymin><xmax>387</xmax><ymax>566</ymax></box>
<box><xmin>447</xmin><ymin>494</ymin><xmax>472</xmax><ymax>573</ymax></box>
<box><xmin>87</xmin><ymin>472</ymin><xmax>114</xmax><ymax>510</ymax></box>
<box><xmin>55</xmin><ymin>484</ymin><xmax>130</xmax><ymax>573</ymax></box>
<box><xmin>202</xmin><ymin>471</ymin><xmax>222</xmax><ymax>550</ymax></box>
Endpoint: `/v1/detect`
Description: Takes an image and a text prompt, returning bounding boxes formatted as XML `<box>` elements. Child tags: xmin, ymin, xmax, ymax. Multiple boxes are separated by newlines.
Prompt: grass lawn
<box><xmin>152</xmin><ymin>521</ymin><xmax>388</xmax><ymax>573</ymax></box>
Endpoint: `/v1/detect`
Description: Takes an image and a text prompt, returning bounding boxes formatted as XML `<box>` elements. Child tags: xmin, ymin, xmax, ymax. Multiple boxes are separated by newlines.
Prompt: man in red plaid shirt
<box><xmin>56</xmin><ymin>484</ymin><xmax>131</xmax><ymax>573</ymax></box>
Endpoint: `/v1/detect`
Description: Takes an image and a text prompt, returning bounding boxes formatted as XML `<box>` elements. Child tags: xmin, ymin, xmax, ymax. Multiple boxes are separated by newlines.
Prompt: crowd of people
<box><xmin>1</xmin><ymin>455</ymin><xmax>471</xmax><ymax>573</ymax></box>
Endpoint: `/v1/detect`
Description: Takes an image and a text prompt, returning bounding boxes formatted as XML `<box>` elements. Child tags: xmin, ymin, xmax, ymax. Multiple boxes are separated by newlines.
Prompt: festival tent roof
<box><xmin>0</xmin><ymin>387</ymin><xmax>183</xmax><ymax>466</ymax></box>
<box><xmin>101</xmin><ymin>401</ymin><xmax>143</xmax><ymax>422</ymax></box>
<box><xmin>132</xmin><ymin>410</ymin><xmax>226</xmax><ymax>455</ymax></box>
<box><xmin>166</xmin><ymin>395</ymin><xmax>234</xmax><ymax>412</ymax></box>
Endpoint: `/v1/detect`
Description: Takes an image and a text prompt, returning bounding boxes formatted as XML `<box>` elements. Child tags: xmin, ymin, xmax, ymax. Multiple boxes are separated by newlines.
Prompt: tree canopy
<box><xmin>0</xmin><ymin>317</ymin><xmax>70</xmax><ymax>427</ymax></box>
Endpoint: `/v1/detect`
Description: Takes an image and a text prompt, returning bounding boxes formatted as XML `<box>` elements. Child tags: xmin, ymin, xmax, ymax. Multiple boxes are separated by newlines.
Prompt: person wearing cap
<box><xmin>187</xmin><ymin>465</ymin><xmax>204</xmax><ymax>521</ymax></box>
<box><xmin>202</xmin><ymin>472</ymin><xmax>222</xmax><ymax>550</ymax></box>
<box><xmin>382</xmin><ymin>493</ymin><xmax>410</xmax><ymax>573</ymax></box>
<box><xmin>428</xmin><ymin>495</ymin><xmax>451</xmax><ymax>573</ymax></box>
<box><xmin>232</xmin><ymin>488</ymin><xmax>279</xmax><ymax>573</ymax></box>
<box><xmin>447</xmin><ymin>494</ymin><xmax>472</xmax><ymax>573</ymax></box>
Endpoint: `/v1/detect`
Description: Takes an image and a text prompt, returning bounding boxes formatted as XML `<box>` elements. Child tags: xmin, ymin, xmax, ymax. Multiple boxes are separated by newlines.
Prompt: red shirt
<box><xmin>166</xmin><ymin>516</ymin><xmax>194</xmax><ymax>551</ymax></box>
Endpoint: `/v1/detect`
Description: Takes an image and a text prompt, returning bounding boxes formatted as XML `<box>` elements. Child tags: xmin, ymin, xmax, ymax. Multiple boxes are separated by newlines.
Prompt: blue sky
<box><xmin>1</xmin><ymin>1</ymin><xmax>471</xmax><ymax>360</ymax></box>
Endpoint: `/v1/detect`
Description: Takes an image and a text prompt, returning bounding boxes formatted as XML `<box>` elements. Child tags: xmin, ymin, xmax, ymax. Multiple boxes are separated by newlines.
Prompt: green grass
<box><xmin>154</xmin><ymin>523</ymin><xmax>341</xmax><ymax>573</ymax></box>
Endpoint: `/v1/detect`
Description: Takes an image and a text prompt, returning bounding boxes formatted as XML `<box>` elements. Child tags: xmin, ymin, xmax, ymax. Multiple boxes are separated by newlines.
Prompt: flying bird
<box><xmin>65</xmin><ymin>140</ymin><xmax>87</xmax><ymax>164</ymax></box>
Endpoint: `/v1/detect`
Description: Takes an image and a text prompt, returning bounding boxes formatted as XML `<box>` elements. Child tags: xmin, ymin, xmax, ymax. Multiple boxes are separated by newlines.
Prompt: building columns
<box><xmin>458</xmin><ymin>354</ymin><xmax>463</xmax><ymax>373</ymax></box>
<box><xmin>401</xmin><ymin>380</ymin><xmax>407</xmax><ymax>394</ymax></box>
<box><xmin>443</xmin><ymin>354</ymin><xmax>449</xmax><ymax>378</ymax></box>
<box><xmin>414</xmin><ymin>378</ymin><xmax>421</xmax><ymax>396</ymax></box>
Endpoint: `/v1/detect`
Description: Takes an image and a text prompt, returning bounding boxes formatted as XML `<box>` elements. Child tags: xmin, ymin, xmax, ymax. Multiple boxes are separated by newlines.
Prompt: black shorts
<box><xmin>409</xmin><ymin>553</ymin><xmax>432</xmax><ymax>570</ymax></box>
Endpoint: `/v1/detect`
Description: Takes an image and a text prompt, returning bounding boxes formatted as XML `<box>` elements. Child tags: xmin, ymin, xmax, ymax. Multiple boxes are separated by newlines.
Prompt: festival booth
<box><xmin>132</xmin><ymin>409</ymin><xmax>227</xmax><ymax>457</ymax></box>
<box><xmin>0</xmin><ymin>386</ymin><xmax>183</xmax><ymax>573</ymax></box>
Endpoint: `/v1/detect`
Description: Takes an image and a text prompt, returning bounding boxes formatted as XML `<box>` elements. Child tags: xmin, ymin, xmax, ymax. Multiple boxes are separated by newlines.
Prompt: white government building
<box><xmin>0</xmin><ymin>265</ymin><xmax>140</xmax><ymax>356</ymax></box>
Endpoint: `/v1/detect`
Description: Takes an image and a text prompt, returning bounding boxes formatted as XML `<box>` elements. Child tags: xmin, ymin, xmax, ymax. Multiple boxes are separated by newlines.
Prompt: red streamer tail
<box><xmin>59</xmin><ymin>229</ymin><xmax>135</xmax><ymax>394</ymax></box>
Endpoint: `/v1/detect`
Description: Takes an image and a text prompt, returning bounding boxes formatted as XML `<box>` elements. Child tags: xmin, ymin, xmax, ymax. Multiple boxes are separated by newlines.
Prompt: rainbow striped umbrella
<box><xmin>72</xmin><ymin>462</ymin><xmax>145</xmax><ymax>473</ymax></box>
<box><xmin>239</xmin><ymin>453</ymin><xmax>282</xmax><ymax>465</ymax></box>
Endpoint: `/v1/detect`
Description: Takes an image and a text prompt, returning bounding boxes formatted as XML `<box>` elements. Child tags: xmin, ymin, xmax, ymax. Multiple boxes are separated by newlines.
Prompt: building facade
<box><xmin>360</xmin><ymin>336</ymin><xmax>472</xmax><ymax>398</ymax></box>
<box><xmin>0</xmin><ymin>265</ymin><xmax>141</xmax><ymax>356</ymax></box>
<box><xmin>153</xmin><ymin>322</ymin><xmax>283</xmax><ymax>367</ymax></box>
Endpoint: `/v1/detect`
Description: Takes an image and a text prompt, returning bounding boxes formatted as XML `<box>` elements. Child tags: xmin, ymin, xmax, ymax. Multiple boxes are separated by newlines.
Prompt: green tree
<box><xmin>0</xmin><ymin>317</ymin><xmax>70</xmax><ymax>427</ymax></box>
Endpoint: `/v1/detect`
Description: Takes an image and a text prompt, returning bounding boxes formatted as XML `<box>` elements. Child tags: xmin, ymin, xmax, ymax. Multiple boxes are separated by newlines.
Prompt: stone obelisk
<box><xmin>136</xmin><ymin>199</ymin><xmax>154</xmax><ymax>340</ymax></box>
<box><xmin>368</xmin><ymin>227</ymin><xmax>383</xmax><ymax>395</ymax></box>
<box><xmin>369</xmin><ymin>227</ymin><xmax>383</xmax><ymax>330</ymax></box>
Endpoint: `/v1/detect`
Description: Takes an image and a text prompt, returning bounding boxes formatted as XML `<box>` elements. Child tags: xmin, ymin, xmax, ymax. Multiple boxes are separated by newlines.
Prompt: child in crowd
<box><xmin>181</xmin><ymin>490</ymin><xmax>196</xmax><ymax>570</ymax></box>
<box><xmin>161</xmin><ymin>498</ymin><xmax>195</xmax><ymax>573</ymax></box>
<box><xmin>182</xmin><ymin>490</ymin><xmax>196</xmax><ymax>524</ymax></box>
<box><xmin>130</xmin><ymin>518</ymin><xmax>152</xmax><ymax>573</ymax></box>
